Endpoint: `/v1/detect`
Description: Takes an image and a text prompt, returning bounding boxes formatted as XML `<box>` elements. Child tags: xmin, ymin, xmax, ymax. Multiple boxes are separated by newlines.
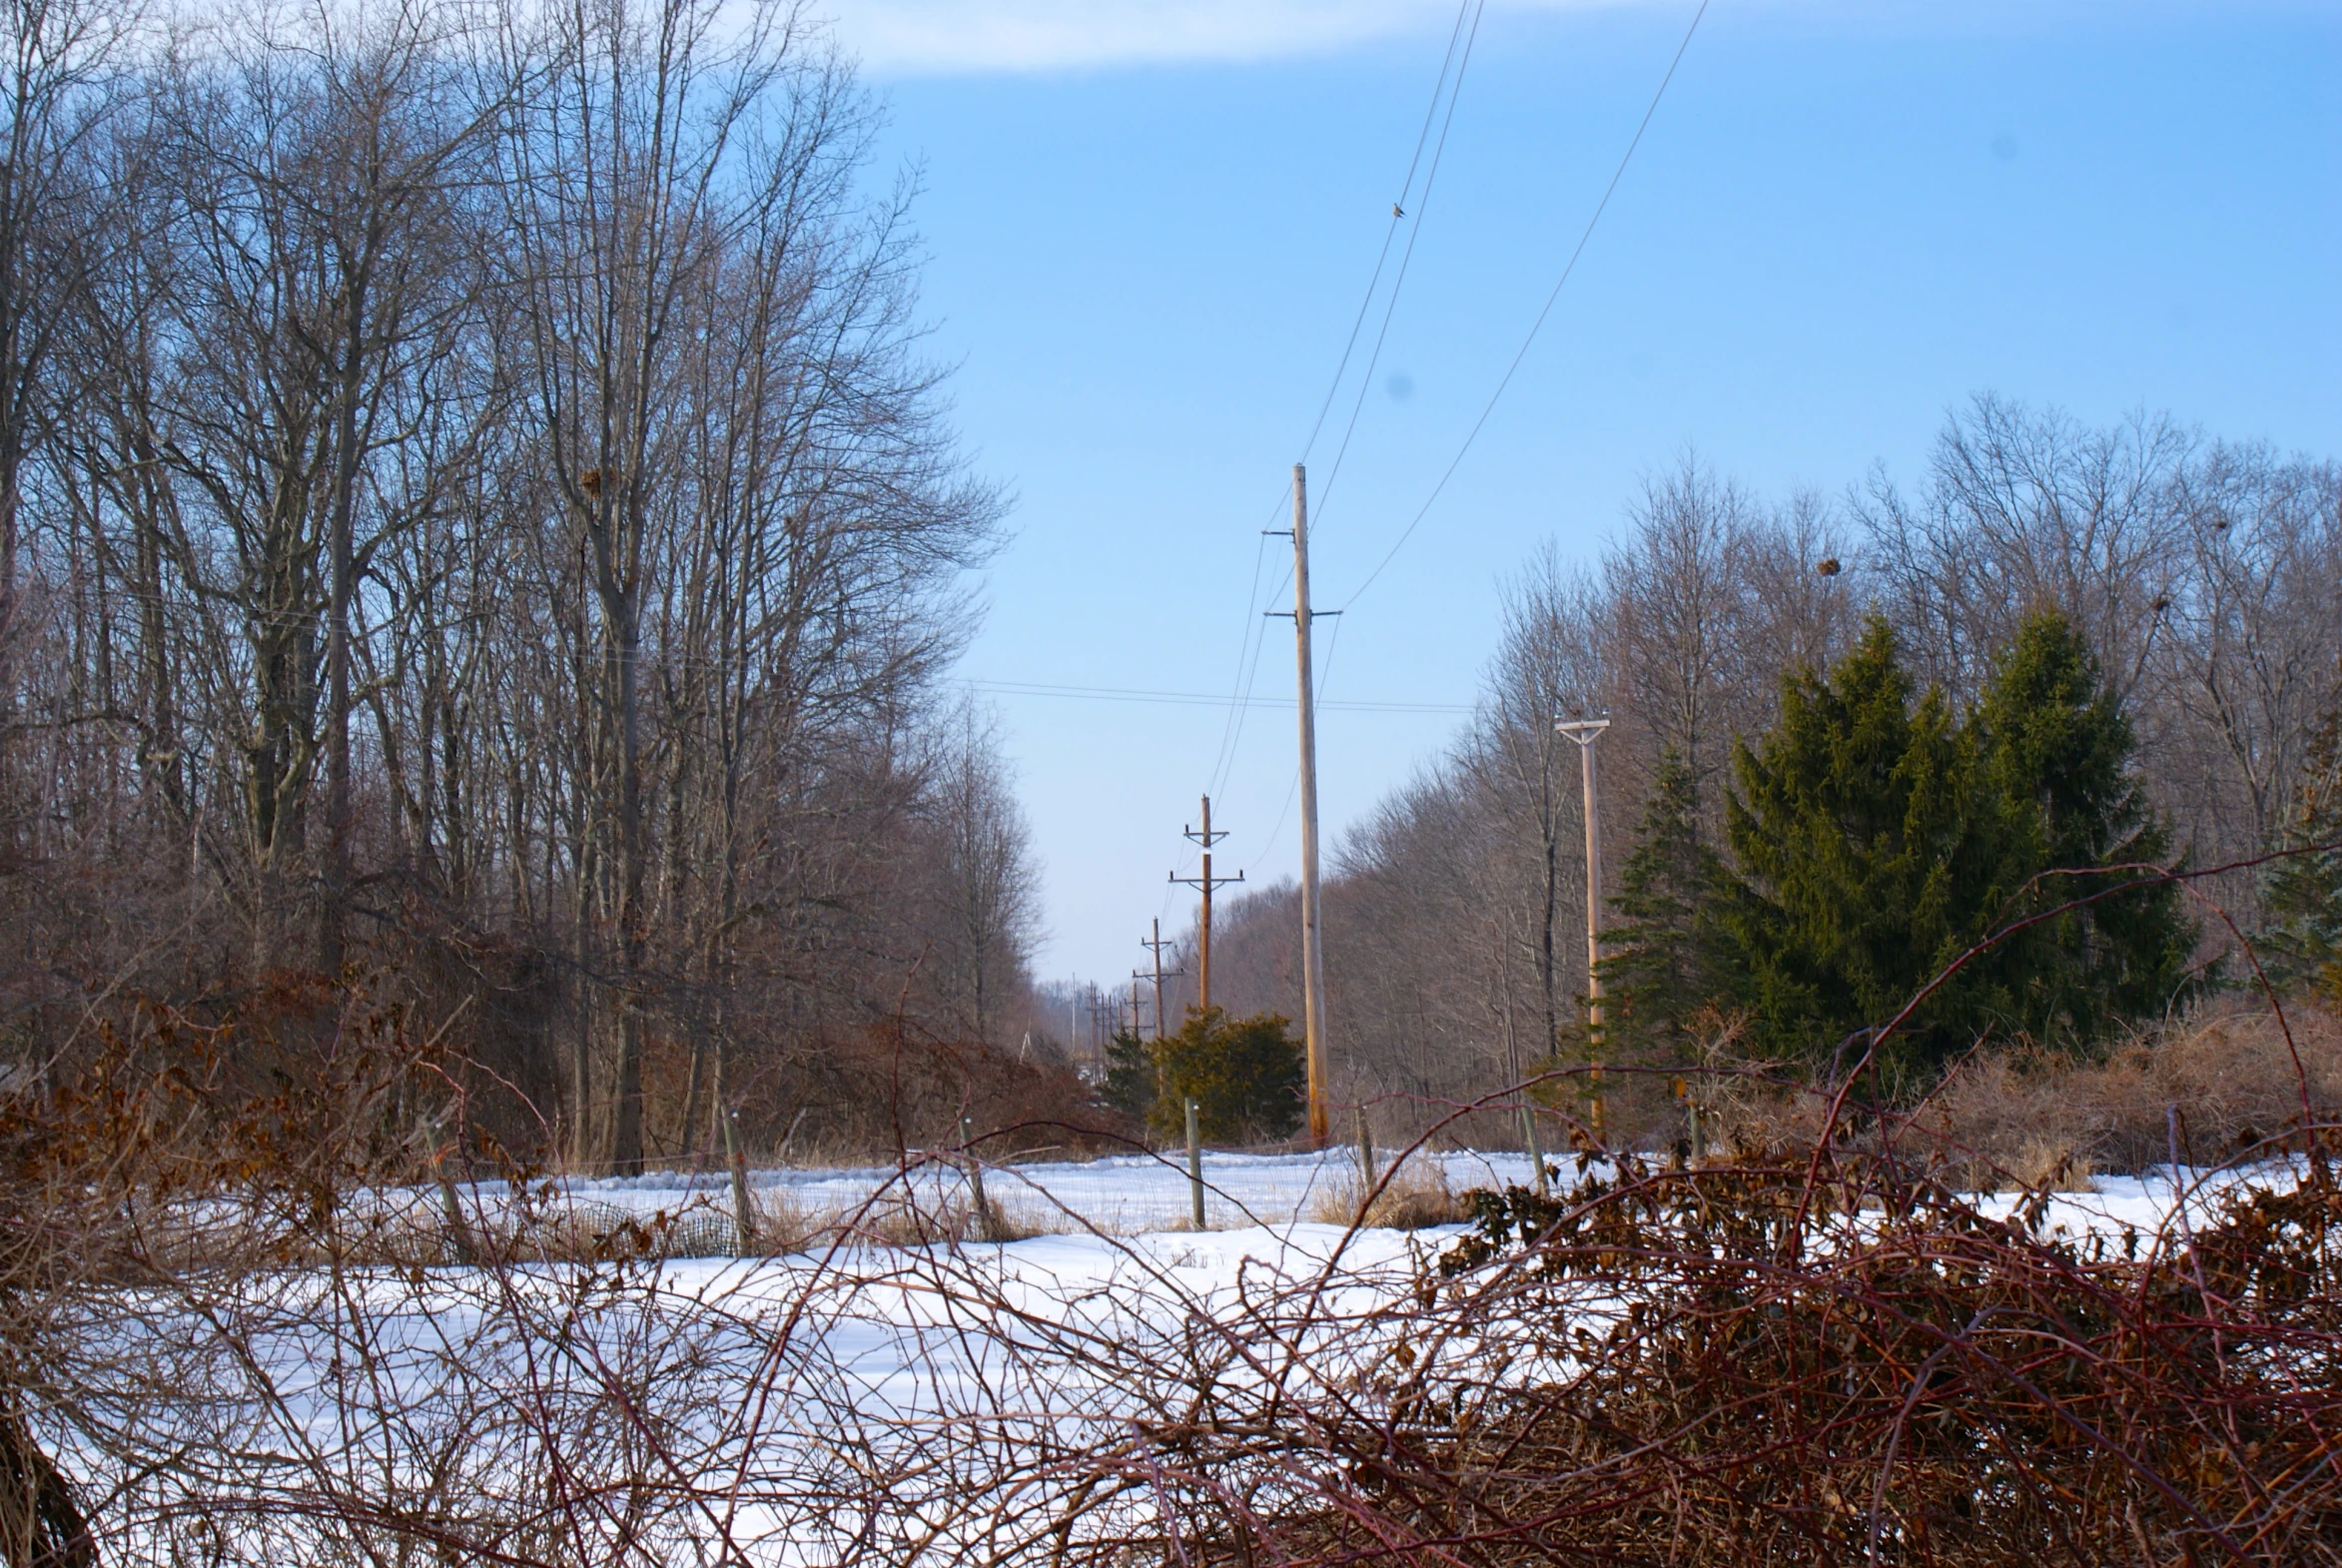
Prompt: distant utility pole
<box><xmin>1556</xmin><ymin>715</ymin><xmax>1612</xmax><ymax>1143</ymax></box>
<box><xmin>1171</xmin><ymin>796</ymin><xmax>1242</xmax><ymax>1011</ymax></box>
<box><xmin>1131</xmin><ymin>968</ymin><xmax>1173</xmax><ymax>1038</ymax></box>
<box><xmin>1088</xmin><ymin>993</ymin><xmax>1120</xmax><ymax>1061</ymax></box>
<box><xmin>1139</xmin><ymin>918</ymin><xmax>1185</xmax><ymax>1038</ymax></box>
<box><xmin>1268</xmin><ymin>463</ymin><xmax>1336</xmax><ymax>1150</ymax></box>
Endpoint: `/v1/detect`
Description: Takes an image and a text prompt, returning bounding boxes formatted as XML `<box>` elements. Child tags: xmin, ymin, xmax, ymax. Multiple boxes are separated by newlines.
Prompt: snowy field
<box><xmin>536</xmin><ymin>1146</ymin><xmax>1540</xmax><ymax>1235</ymax></box>
<box><xmin>69</xmin><ymin>1150</ymin><xmax>2319</xmax><ymax>1562</ymax></box>
<box><xmin>596</xmin><ymin>1157</ymin><xmax>2292</xmax><ymax>1421</ymax></box>
<box><xmin>460</xmin><ymin>1152</ymin><xmax>2312</xmax><ymax>1440</ymax></box>
<box><xmin>515</xmin><ymin>1145</ymin><xmax>2296</xmax><ymax>1255</ymax></box>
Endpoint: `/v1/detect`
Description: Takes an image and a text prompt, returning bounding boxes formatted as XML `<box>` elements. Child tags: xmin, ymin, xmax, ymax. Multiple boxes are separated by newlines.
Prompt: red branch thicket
<box><xmin>0</xmin><ymin>993</ymin><xmax>2329</xmax><ymax>1565</ymax></box>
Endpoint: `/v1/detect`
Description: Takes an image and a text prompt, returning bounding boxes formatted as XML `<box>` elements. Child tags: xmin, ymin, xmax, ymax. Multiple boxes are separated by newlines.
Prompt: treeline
<box><xmin>1186</xmin><ymin>398</ymin><xmax>2341</xmax><ymax>1118</ymax></box>
<box><xmin>0</xmin><ymin>0</ymin><xmax>1063</xmax><ymax>1170</ymax></box>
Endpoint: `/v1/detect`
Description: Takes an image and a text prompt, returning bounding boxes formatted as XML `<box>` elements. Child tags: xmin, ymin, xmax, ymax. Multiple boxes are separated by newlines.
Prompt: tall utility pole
<box><xmin>1171</xmin><ymin>796</ymin><xmax>1241</xmax><ymax>1011</ymax></box>
<box><xmin>1556</xmin><ymin>715</ymin><xmax>1612</xmax><ymax>1142</ymax></box>
<box><xmin>1270</xmin><ymin>463</ymin><xmax>1335</xmax><ymax>1150</ymax></box>
<box><xmin>1139</xmin><ymin>918</ymin><xmax>1185</xmax><ymax>1037</ymax></box>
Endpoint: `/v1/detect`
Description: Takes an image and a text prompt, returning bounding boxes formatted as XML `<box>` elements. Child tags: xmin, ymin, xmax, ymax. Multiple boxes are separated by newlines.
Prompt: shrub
<box><xmin>1147</xmin><ymin>1008</ymin><xmax>1304</xmax><ymax>1145</ymax></box>
<box><xmin>1152</xmin><ymin>1147</ymin><xmax>2342</xmax><ymax>1566</ymax></box>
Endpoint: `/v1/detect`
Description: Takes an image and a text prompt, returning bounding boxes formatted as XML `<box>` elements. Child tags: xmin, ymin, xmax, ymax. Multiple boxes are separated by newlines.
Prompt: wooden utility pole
<box><xmin>1557</xmin><ymin>716</ymin><xmax>1612</xmax><ymax>1142</ymax></box>
<box><xmin>1129</xmin><ymin>969</ymin><xmax>1162</xmax><ymax>1036</ymax></box>
<box><xmin>1279</xmin><ymin>463</ymin><xmax>1334</xmax><ymax>1150</ymax></box>
<box><xmin>1139</xmin><ymin>918</ymin><xmax>1185</xmax><ymax>1037</ymax></box>
<box><xmin>1171</xmin><ymin>796</ymin><xmax>1241</xmax><ymax>1011</ymax></box>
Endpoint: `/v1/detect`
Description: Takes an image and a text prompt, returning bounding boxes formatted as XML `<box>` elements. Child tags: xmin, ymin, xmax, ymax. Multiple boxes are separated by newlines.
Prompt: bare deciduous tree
<box><xmin>0</xmin><ymin>0</ymin><xmax>1035</xmax><ymax>1173</ymax></box>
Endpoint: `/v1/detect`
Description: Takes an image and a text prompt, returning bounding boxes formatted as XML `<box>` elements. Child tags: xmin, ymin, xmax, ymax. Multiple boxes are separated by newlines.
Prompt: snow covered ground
<box><xmin>513</xmin><ymin>1145</ymin><xmax>2293</xmax><ymax>1254</ymax></box>
<box><xmin>534</xmin><ymin>1146</ymin><xmax>1539</xmax><ymax>1235</ymax></box>
<box><xmin>87</xmin><ymin>1151</ymin><xmax>2316</xmax><ymax>1561</ymax></box>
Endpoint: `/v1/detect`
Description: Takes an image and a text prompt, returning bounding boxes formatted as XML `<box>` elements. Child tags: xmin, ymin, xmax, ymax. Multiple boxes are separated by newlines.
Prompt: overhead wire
<box><xmin>1201</xmin><ymin>526</ymin><xmax>1277</xmax><ymax>796</ymax></box>
<box><xmin>1205</xmin><ymin>0</ymin><xmax>1484</xmax><ymax>803</ymax></box>
<box><xmin>1187</xmin><ymin>0</ymin><xmax>1707</xmax><ymax>948</ymax></box>
<box><xmin>1203</xmin><ymin>0</ymin><xmax>1479</xmax><ymax>803</ymax></box>
<box><xmin>1338</xmin><ymin>0</ymin><xmax>1713</xmax><ymax>611</ymax></box>
<box><xmin>1297</xmin><ymin>0</ymin><xmax>1478</xmax><ymax>463</ymax></box>
<box><xmin>968</xmin><ymin>677</ymin><xmax>1464</xmax><ymax>714</ymax></box>
<box><xmin>1255</xmin><ymin>611</ymin><xmax>1347</xmax><ymax>865</ymax></box>
<box><xmin>1162</xmin><ymin>0</ymin><xmax>1502</xmax><ymax>944</ymax></box>
<box><xmin>1205</xmin><ymin>557</ymin><xmax>1287</xmax><ymax>800</ymax></box>
<box><xmin>1308</xmin><ymin>0</ymin><xmax>1488</xmax><ymax>527</ymax></box>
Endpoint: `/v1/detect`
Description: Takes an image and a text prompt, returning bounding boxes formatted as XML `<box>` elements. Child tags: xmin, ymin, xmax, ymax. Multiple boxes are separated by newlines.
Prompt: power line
<box><xmin>1298</xmin><ymin>0</ymin><xmax>1480</xmax><ymax>464</ymax></box>
<box><xmin>1309</xmin><ymin>0</ymin><xmax>1489</xmax><ymax>530</ymax></box>
<box><xmin>1204</xmin><ymin>528</ymin><xmax>1281</xmax><ymax>800</ymax></box>
<box><xmin>1171</xmin><ymin>795</ymin><xmax>1243</xmax><ymax>1010</ymax></box>
<box><xmin>1339</xmin><ymin>0</ymin><xmax>1713</xmax><ymax>611</ymax></box>
<box><xmin>1204</xmin><ymin>0</ymin><xmax>1489</xmax><ymax>808</ymax></box>
<box><xmin>1155</xmin><ymin>4</ymin><xmax>1499</xmax><ymax>961</ymax></box>
<box><xmin>967</xmin><ymin>677</ymin><xmax>1464</xmax><ymax>714</ymax></box>
<box><xmin>1206</xmin><ymin>555</ymin><xmax>1297</xmax><ymax>802</ymax></box>
<box><xmin>1256</xmin><ymin>610</ymin><xmax>1348</xmax><ymax>866</ymax></box>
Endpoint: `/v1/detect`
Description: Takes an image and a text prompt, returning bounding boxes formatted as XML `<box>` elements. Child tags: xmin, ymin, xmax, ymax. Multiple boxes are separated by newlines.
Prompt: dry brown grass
<box><xmin>1687</xmin><ymin>1000</ymin><xmax>2342</xmax><ymax>1189</ymax></box>
<box><xmin>304</xmin><ymin>1174</ymin><xmax>1067</xmax><ymax>1267</ymax></box>
<box><xmin>1309</xmin><ymin>1155</ymin><xmax>1472</xmax><ymax>1229</ymax></box>
<box><xmin>846</xmin><ymin>1191</ymin><xmax>990</xmax><ymax>1247</ymax></box>
<box><xmin>1915</xmin><ymin>1001</ymin><xmax>2342</xmax><ymax>1184</ymax></box>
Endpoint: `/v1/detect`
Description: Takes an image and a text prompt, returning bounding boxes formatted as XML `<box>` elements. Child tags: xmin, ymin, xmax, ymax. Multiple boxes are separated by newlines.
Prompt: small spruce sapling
<box><xmin>1597</xmin><ymin>747</ymin><xmax>1726</xmax><ymax>1069</ymax></box>
<box><xmin>2264</xmin><ymin>701</ymin><xmax>2342</xmax><ymax>1002</ymax></box>
<box><xmin>1102</xmin><ymin>1026</ymin><xmax>1156</xmax><ymax>1128</ymax></box>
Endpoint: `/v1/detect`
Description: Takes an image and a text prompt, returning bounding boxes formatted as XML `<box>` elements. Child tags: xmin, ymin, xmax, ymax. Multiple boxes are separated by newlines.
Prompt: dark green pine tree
<box><xmin>1147</xmin><ymin>1008</ymin><xmax>1305</xmax><ymax>1145</ymax></box>
<box><xmin>1597</xmin><ymin>748</ymin><xmax>1725</xmax><ymax>1066</ymax></box>
<box><xmin>1710</xmin><ymin>616</ymin><xmax>2004</xmax><ymax>1078</ymax></box>
<box><xmin>1714</xmin><ymin>611</ymin><xmax>2197</xmax><ymax>1081</ymax></box>
<box><xmin>1969</xmin><ymin>611</ymin><xmax>2196</xmax><ymax>1044</ymax></box>
<box><xmin>1102</xmin><ymin>1026</ymin><xmax>1157</xmax><ymax>1127</ymax></box>
<box><xmin>2261</xmin><ymin>702</ymin><xmax>2342</xmax><ymax>1002</ymax></box>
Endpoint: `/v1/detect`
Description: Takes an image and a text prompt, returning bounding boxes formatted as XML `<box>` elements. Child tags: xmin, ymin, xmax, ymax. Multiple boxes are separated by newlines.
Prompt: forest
<box><xmin>0</xmin><ymin>0</ymin><xmax>1065</xmax><ymax>1174</ymax></box>
<box><xmin>1185</xmin><ymin>397</ymin><xmax>2342</xmax><ymax>1144</ymax></box>
<box><xmin>3</xmin><ymin>0</ymin><xmax>2338</xmax><ymax>1176</ymax></box>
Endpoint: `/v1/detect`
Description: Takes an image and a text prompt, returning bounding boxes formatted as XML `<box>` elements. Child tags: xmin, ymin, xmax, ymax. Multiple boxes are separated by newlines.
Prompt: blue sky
<box><xmin>823</xmin><ymin>0</ymin><xmax>2342</xmax><ymax>989</ymax></box>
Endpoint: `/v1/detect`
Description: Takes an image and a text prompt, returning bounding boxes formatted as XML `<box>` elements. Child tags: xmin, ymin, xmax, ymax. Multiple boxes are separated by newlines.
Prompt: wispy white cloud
<box><xmin>820</xmin><ymin>0</ymin><xmax>1625</xmax><ymax>77</ymax></box>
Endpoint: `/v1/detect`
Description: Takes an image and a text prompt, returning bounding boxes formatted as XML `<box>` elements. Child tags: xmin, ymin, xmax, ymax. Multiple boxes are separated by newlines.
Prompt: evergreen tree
<box><xmin>1147</xmin><ymin>1008</ymin><xmax>1305</xmax><ymax>1145</ymax></box>
<box><xmin>1969</xmin><ymin>612</ymin><xmax>2196</xmax><ymax>1041</ymax></box>
<box><xmin>1714</xmin><ymin>613</ymin><xmax>2196</xmax><ymax>1080</ymax></box>
<box><xmin>2263</xmin><ymin>703</ymin><xmax>2342</xmax><ymax>1001</ymax></box>
<box><xmin>1102</xmin><ymin>1027</ymin><xmax>1156</xmax><ymax>1126</ymax></box>
<box><xmin>1597</xmin><ymin>748</ymin><xmax>1724</xmax><ymax>1064</ymax></box>
<box><xmin>1711</xmin><ymin>616</ymin><xmax>2006</xmax><ymax>1077</ymax></box>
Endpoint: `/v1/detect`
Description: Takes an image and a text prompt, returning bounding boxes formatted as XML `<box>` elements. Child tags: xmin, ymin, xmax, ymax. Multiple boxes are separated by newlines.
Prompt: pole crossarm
<box><xmin>1555</xmin><ymin>716</ymin><xmax>1612</xmax><ymax>745</ymax></box>
<box><xmin>1172</xmin><ymin>796</ymin><xmax>1240</xmax><ymax>1012</ymax></box>
<box><xmin>1140</xmin><ymin>919</ymin><xmax>1187</xmax><ymax>1041</ymax></box>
